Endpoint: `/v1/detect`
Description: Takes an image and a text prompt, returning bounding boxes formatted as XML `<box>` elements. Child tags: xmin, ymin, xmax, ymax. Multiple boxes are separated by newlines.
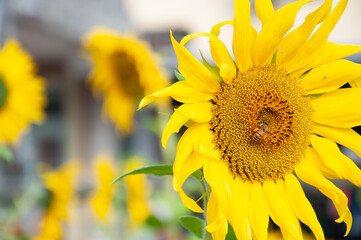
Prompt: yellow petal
<box><xmin>255</xmin><ymin>0</ymin><xmax>274</xmax><ymax>26</ymax></box>
<box><xmin>173</xmin><ymin>122</ymin><xmax>219</xmax><ymax>173</ymax></box>
<box><xmin>279</xmin><ymin>228</ymin><xmax>302</xmax><ymax>240</ymax></box>
<box><xmin>173</xmin><ymin>152</ymin><xmax>205</xmax><ymax>191</ymax></box>
<box><xmin>307</xmin><ymin>42</ymin><xmax>361</xmax><ymax>71</ymax></box>
<box><xmin>248</xmin><ymin>182</ymin><xmax>269</xmax><ymax>240</ymax></box>
<box><xmin>310</xmin><ymin>135</ymin><xmax>361</xmax><ymax>188</ymax></box>
<box><xmin>211</xmin><ymin>20</ymin><xmax>234</xmax><ymax>37</ymax></box>
<box><xmin>203</xmin><ymin>158</ymin><xmax>233</xmax><ymax>217</ymax></box>
<box><xmin>254</xmin><ymin>0</ymin><xmax>311</xmax><ymax>66</ymax></box>
<box><xmin>313</xmin><ymin>123</ymin><xmax>361</xmax><ymax>158</ymax></box>
<box><xmin>170</xmin><ymin>31</ymin><xmax>220</xmax><ymax>93</ymax></box>
<box><xmin>162</xmin><ymin>102</ymin><xmax>213</xmax><ymax>148</ymax></box>
<box><xmin>138</xmin><ymin>81</ymin><xmax>213</xmax><ymax>109</ymax></box>
<box><xmin>277</xmin><ymin>0</ymin><xmax>332</xmax><ymax>66</ymax></box>
<box><xmin>284</xmin><ymin>174</ymin><xmax>325</xmax><ymax>240</ymax></box>
<box><xmin>173</xmin><ymin>123</ymin><xmax>208</xmax><ymax>174</ymax></box>
<box><xmin>178</xmin><ymin>190</ymin><xmax>204</xmax><ymax>213</ymax></box>
<box><xmin>162</xmin><ymin>111</ymin><xmax>188</xmax><ymax>149</ymax></box>
<box><xmin>283</xmin><ymin>0</ymin><xmax>348</xmax><ymax>74</ymax></box>
<box><xmin>312</xmin><ymin>88</ymin><xmax>361</xmax><ymax>128</ymax></box>
<box><xmin>209</xmin><ymin>39</ymin><xmax>236</xmax><ymax>83</ymax></box>
<box><xmin>229</xmin><ymin>178</ymin><xmax>252</xmax><ymax>240</ymax></box>
<box><xmin>205</xmin><ymin>193</ymin><xmax>228</xmax><ymax>240</ymax></box>
<box><xmin>172</xmin><ymin>152</ymin><xmax>205</xmax><ymax>213</ymax></box>
<box><xmin>263</xmin><ymin>180</ymin><xmax>303</xmax><ymax>240</ymax></box>
<box><xmin>233</xmin><ymin>0</ymin><xmax>254</xmax><ymax>72</ymax></box>
<box><xmin>181</xmin><ymin>33</ymin><xmax>236</xmax><ymax>84</ymax></box>
<box><xmin>194</xmin><ymin>126</ymin><xmax>220</xmax><ymax>161</ymax></box>
<box><xmin>350</xmin><ymin>77</ymin><xmax>361</xmax><ymax>88</ymax></box>
<box><xmin>295</xmin><ymin>154</ymin><xmax>352</xmax><ymax>236</ymax></box>
<box><xmin>300</xmin><ymin>59</ymin><xmax>361</xmax><ymax>94</ymax></box>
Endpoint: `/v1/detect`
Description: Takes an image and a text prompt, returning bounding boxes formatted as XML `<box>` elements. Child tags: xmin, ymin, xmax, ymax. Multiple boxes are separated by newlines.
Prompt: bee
<box><xmin>252</xmin><ymin>121</ymin><xmax>268</xmax><ymax>141</ymax></box>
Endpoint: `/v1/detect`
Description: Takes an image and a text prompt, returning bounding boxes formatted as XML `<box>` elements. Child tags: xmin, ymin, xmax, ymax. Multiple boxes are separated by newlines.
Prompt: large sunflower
<box><xmin>84</xmin><ymin>27</ymin><xmax>169</xmax><ymax>132</ymax></box>
<box><xmin>0</xmin><ymin>40</ymin><xmax>46</xmax><ymax>144</ymax></box>
<box><xmin>140</xmin><ymin>0</ymin><xmax>361</xmax><ymax>239</ymax></box>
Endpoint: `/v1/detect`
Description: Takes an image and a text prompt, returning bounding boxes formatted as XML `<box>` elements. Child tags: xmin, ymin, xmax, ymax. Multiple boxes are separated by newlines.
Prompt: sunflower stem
<box><xmin>200</xmin><ymin>176</ymin><xmax>212</xmax><ymax>240</ymax></box>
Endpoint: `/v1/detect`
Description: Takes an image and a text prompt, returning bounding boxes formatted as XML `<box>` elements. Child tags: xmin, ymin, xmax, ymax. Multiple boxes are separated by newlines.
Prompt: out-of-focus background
<box><xmin>0</xmin><ymin>0</ymin><xmax>361</xmax><ymax>239</ymax></box>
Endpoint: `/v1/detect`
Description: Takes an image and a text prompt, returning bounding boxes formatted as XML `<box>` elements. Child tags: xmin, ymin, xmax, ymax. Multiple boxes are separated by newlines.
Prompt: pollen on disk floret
<box><xmin>210</xmin><ymin>65</ymin><xmax>313</xmax><ymax>183</ymax></box>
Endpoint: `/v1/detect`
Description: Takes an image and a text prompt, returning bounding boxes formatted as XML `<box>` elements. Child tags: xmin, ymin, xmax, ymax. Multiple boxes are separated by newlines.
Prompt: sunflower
<box><xmin>83</xmin><ymin>27</ymin><xmax>169</xmax><ymax>133</ymax></box>
<box><xmin>139</xmin><ymin>0</ymin><xmax>361</xmax><ymax>239</ymax></box>
<box><xmin>90</xmin><ymin>155</ymin><xmax>117</xmax><ymax>223</ymax></box>
<box><xmin>34</xmin><ymin>160</ymin><xmax>79</xmax><ymax>240</ymax></box>
<box><xmin>124</xmin><ymin>157</ymin><xmax>151</xmax><ymax>227</ymax></box>
<box><xmin>0</xmin><ymin>40</ymin><xmax>46</xmax><ymax>144</ymax></box>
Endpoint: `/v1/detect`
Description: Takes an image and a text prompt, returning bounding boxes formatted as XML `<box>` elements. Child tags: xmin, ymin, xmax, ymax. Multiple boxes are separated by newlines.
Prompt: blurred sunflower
<box><xmin>83</xmin><ymin>27</ymin><xmax>169</xmax><ymax>133</ymax></box>
<box><xmin>0</xmin><ymin>40</ymin><xmax>46</xmax><ymax>144</ymax></box>
<box><xmin>140</xmin><ymin>0</ymin><xmax>361</xmax><ymax>239</ymax></box>
<box><xmin>90</xmin><ymin>155</ymin><xmax>117</xmax><ymax>223</ymax></box>
<box><xmin>34</xmin><ymin>160</ymin><xmax>79</xmax><ymax>240</ymax></box>
<box><xmin>124</xmin><ymin>157</ymin><xmax>151</xmax><ymax>228</ymax></box>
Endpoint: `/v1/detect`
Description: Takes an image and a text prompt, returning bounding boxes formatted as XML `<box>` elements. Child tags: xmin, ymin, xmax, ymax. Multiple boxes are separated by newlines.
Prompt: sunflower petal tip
<box><xmin>205</xmin><ymin>222</ymin><xmax>219</xmax><ymax>233</ymax></box>
<box><xmin>138</xmin><ymin>96</ymin><xmax>152</xmax><ymax>110</ymax></box>
<box><xmin>161</xmin><ymin>136</ymin><xmax>168</xmax><ymax>149</ymax></box>
<box><xmin>334</xmin><ymin>217</ymin><xmax>343</xmax><ymax>224</ymax></box>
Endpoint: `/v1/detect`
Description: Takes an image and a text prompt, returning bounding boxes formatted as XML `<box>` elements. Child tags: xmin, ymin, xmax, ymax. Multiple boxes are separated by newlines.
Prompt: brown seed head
<box><xmin>210</xmin><ymin>65</ymin><xmax>312</xmax><ymax>183</ymax></box>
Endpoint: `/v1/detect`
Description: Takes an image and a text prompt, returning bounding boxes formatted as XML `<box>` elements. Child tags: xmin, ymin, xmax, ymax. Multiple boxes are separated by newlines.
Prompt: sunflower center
<box><xmin>210</xmin><ymin>65</ymin><xmax>312</xmax><ymax>183</ymax></box>
<box><xmin>0</xmin><ymin>76</ymin><xmax>8</xmax><ymax>109</ymax></box>
<box><xmin>112</xmin><ymin>52</ymin><xmax>143</xmax><ymax>97</ymax></box>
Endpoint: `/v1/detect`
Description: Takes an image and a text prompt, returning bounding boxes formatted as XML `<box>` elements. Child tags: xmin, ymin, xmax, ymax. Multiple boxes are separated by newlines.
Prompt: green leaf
<box><xmin>179</xmin><ymin>215</ymin><xmax>204</xmax><ymax>238</ymax></box>
<box><xmin>225</xmin><ymin>223</ymin><xmax>237</xmax><ymax>240</ymax></box>
<box><xmin>0</xmin><ymin>143</ymin><xmax>12</xmax><ymax>162</ymax></box>
<box><xmin>200</xmin><ymin>51</ymin><xmax>222</xmax><ymax>83</ymax></box>
<box><xmin>112</xmin><ymin>164</ymin><xmax>203</xmax><ymax>184</ymax></box>
<box><xmin>175</xmin><ymin>70</ymin><xmax>185</xmax><ymax>81</ymax></box>
<box><xmin>112</xmin><ymin>164</ymin><xmax>173</xmax><ymax>184</ymax></box>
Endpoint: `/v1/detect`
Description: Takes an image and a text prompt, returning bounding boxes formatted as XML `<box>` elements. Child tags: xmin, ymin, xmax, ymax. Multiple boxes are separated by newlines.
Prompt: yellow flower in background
<box><xmin>124</xmin><ymin>157</ymin><xmax>151</xmax><ymax>227</ymax></box>
<box><xmin>34</xmin><ymin>160</ymin><xmax>79</xmax><ymax>240</ymax></box>
<box><xmin>0</xmin><ymin>40</ymin><xmax>46</xmax><ymax>144</ymax></box>
<box><xmin>33</xmin><ymin>215</ymin><xmax>62</xmax><ymax>240</ymax></box>
<box><xmin>90</xmin><ymin>155</ymin><xmax>117</xmax><ymax>223</ymax></box>
<box><xmin>83</xmin><ymin>27</ymin><xmax>169</xmax><ymax>133</ymax></box>
<box><xmin>140</xmin><ymin>0</ymin><xmax>361</xmax><ymax>239</ymax></box>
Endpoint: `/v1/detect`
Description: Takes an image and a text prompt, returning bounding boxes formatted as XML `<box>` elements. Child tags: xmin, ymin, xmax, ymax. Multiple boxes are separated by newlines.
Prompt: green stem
<box><xmin>200</xmin><ymin>177</ymin><xmax>212</xmax><ymax>240</ymax></box>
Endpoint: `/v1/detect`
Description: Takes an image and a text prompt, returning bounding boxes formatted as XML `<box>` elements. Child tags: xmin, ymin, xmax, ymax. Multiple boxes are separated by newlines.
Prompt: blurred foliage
<box><xmin>0</xmin><ymin>143</ymin><xmax>12</xmax><ymax>163</ymax></box>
